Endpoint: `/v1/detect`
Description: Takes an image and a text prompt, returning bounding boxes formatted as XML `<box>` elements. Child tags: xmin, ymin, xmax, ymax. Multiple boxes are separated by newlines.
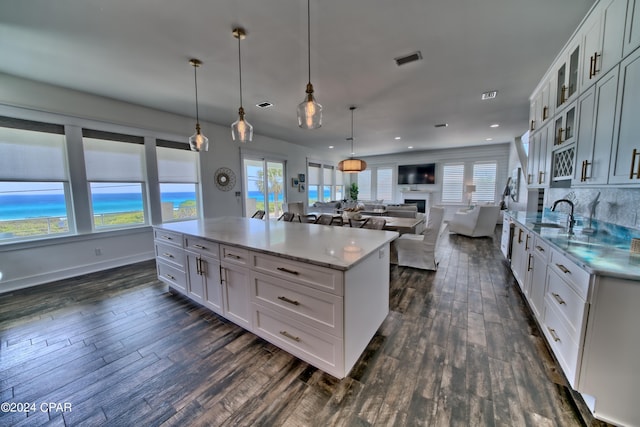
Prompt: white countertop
<box><xmin>155</xmin><ymin>217</ymin><xmax>399</xmax><ymax>271</ymax></box>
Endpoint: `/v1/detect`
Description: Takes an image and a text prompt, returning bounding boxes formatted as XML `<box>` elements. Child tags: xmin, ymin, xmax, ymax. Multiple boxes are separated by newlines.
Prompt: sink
<box><xmin>531</xmin><ymin>222</ymin><xmax>565</xmax><ymax>229</ymax></box>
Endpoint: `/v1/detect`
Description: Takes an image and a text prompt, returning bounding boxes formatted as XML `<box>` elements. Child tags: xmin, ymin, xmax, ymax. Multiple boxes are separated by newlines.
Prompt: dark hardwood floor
<box><xmin>0</xmin><ymin>227</ymin><xmax>607</xmax><ymax>426</ymax></box>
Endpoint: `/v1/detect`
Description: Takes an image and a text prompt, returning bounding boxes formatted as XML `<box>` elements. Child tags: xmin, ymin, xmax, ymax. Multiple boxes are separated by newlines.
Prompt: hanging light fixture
<box><xmin>297</xmin><ymin>0</ymin><xmax>322</xmax><ymax>129</ymax></box>
<box><xmin>231</xmin><ymin>27</ymin><xmax>253</xmax><ymax>143</ymax></box>
<box><xmin>338</xmin><ymin>106</ymin><xmax>367</xmax><ymax>173</ymax></box>
<box><xmin>188</xmin><ymin>58</ymin><xmax>209</xmax><ymax>152</ymax></box>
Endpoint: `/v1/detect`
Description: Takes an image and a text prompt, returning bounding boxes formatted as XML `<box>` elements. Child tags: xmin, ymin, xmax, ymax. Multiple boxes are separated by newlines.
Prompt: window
<box><xmin>156</xmin><ymin>142</ymin><xmax>199</xmax><ymax>222</ymax></box>
<box><xmin>335</xmin><ymin>170</ymin><xmax>344</xmax><ymax>201</ymax></box>
<box><xmin>357</xmin><ymin>170</ymin><xmax>372</xmax><ymax>200</ymax></box>
<box><xmin>376</xmin><ymin>167</ymin><xmax>393</xmax><ymax>202</ymax></box>
<box><xmin>0</xmin><ymin>118</ymin><xmax>72</xmax><ymax>241</ymax></box>
<box><xmin>323</xmin><ymin>165</ymin><xmax>334</xmax><ymax>201</ymax></box>
<box><xmin>441</xmin><ymin>163</ymin><xmax>464</xmax><ymax>203</ymax></box>
<box><xmin>243</xmin><ymin>158</ymin><xmax>285</xmax><ymax>220</ymax></box>
<box><xmin>472</xmin><ymin>162</ymin><xmax>497</xmax><ymax>203</ymax></box>
<box><xmin>83</xmin><ymin>130</ymin><xmax>146</xmax><ymax>230</ymax></box>
<box><xmin>307</xmin><ymin>162</ymin><xmax>321</xmax><ymax>205</ymax></box>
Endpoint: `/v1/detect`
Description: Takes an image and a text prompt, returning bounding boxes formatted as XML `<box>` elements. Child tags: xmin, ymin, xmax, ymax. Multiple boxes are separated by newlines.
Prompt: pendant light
<box><xmin>231</xmin><ymin>27</ymin><xmax>253</xmax><ymax>143</ymax></box>
<box><xmin>297</xmin><ymin>0</ymin><xmax>322</xmax><ymax>129</ymax></box>
<box><xmin>338</xmin><ymin>106</ymin><xmax>367</xmax><ymax>173</ymax></box>
<box><xmin>188</xmin><ymin>58</ymin><xmax>209</xmax><ymax>152</ymax></box>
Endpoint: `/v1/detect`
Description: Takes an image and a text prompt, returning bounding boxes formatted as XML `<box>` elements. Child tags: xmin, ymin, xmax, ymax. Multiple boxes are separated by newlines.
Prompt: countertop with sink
<box><xmin>507</xmin><ymin>210</ymin><xmax>640</xmax><ymax>280</ymax></box>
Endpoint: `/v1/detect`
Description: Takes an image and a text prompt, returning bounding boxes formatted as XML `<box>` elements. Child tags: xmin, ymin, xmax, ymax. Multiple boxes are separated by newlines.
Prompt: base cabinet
<box><xmin>221</xmin><ymin>262</ymin><xmax>251</xmax><ymax>330</ymax></box>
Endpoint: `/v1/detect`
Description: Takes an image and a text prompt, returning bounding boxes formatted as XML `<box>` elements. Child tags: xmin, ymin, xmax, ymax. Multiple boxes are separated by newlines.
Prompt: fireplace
<box><xmin>404</xmin><ymin>199</ymin><xmax>426</xmax><ymax>213</ymax></box>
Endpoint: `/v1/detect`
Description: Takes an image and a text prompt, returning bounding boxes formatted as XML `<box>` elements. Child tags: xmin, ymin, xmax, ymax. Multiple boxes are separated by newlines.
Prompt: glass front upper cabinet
<box><xmin>556</xmin><ymin>44</ymin><xmax>580</xmax><ymax>108</ymax></box>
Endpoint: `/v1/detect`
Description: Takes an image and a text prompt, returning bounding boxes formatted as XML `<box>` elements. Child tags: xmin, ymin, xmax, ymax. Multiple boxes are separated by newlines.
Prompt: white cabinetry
<box><xmin>580</xmin><ymin>0</ymin><xmax>626</xmax><ymax>88</ymax></box>
<box><xmin>609</xmin><ymin>47</ymin><xmax>640</xmax><ymax>184</ymax></box>
<box><xmin>527</xmin><ymin>123</ymin><xmax>551</xmax><ymax>187</ymax></box>
<box><xmin>500</xmin><ymin>215</ymin><xmax>512</xmax><ymax>259</ymax></box>
<box><xmin>220</xmin><ymin>245</ymin><xmax>251</xmax><ymax>329</ymax></box>
<box><xmin>624</xmin><ymin>0</ymin><xmax>640</xmax><ymax>56</ymax></box>
<box><xmin>554</xmin><ymin>42</ymin><xmax>581</xmax><ymax>111</ymax></box>
<box><xmin>185</xmin><ymin>236</ymin><xmax>222</xmax><ymax>314</ymax></box>
<box><xmin>510</xmin><ymin>224</ymin><xmax>531</xmax><ymax>293</ymax></box>
<box><xmin>154</xmin><ymin>229</ymin><xmax>187</xmax><ymax>295</ymax></box>
<box><xmin>528</xmin><ymin>236</ymin><xmax>549</xmax><ymax>319</ymax></box>
<box><xmin>573</xmin><ymin>66</ymin><xmax>619</xmax><ymax>185</ymax></box>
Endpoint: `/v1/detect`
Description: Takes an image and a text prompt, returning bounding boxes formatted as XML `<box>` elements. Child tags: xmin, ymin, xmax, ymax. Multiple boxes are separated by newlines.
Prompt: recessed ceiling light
<box><xmin>328</xmin><ymin>145</ymin><xmax>334</xmax><ymax>149</ymax></box>
<box><xmin>434</xmin><ymin>123</ymin><xmax>448</xmax><ymax>128</ymax></box>
<box><xmin>407</xmin><ymin>146</ymin><xmax>414</xmax><ymax>149</ymax></box>
<box><xmin>490</xmin><ymin>123</ymin><xmax>499</xmax><ymax>128</ymax></box>
<box><xmin>394</xmin><ymin>136</ymin><xmax>401</xmax><ymax>140</ymax></box>
<box><xmin>486</xmin><ymin>138</ymin><xmax>493</xmax><ymax>141</ymax></box>
<box><xmin>256</xmin><ymin>101</ymin><xmax>273</xmax><ymax>108</ymax></box>
<box><xmin>481</xmin><ymin>91</ymin><xmax>498</xmax><ymax>100</ymax></box>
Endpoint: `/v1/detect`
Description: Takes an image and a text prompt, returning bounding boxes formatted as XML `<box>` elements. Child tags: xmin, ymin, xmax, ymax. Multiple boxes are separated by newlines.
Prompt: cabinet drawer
<box><xmin>532</xmin><ymin>235</ymin><xmax>550</xmax><ymax>262</ymax></box>
<box><xmin>221</xmin><ymin>245</ymin><xmax>250</xmax><ymax>266</ymax></box>
<box><xmin>252</xmin><ymin>305</ymin><xmax>344</xmax><ymax>376</ymax></box>
<box><xmin>251</xmin><ymin>271</ymin><xmax>343</xmax><ymax>337</ymax></box>
<box><xmin>543</xmin><ymin>297</ymin><xmax>581</xmax><ymax>387</ymax></box>
<box><xmin>251</xmin><ymin>251</ymin><xmax>344</xmax><ymax>295</ymax></box>
<box><xmin>154</xmin><ymin>229</ymin><xmax>183</xmax><ymax>247</ymax></box>
<box><xmin>185</xmin><ymin>236</ymin><xmax>219</xmax><ymax>259</ymax></box>
<box><xmin>157</xmin><ymin>261</ymin><xmax>187</xmax><ymax>294</ymax></box>
<box><xmin>546</xmin><ymin>268</ymin><xmax>587</xmax><ymax>336</ymax></box>
<box><xmin>155</xmin><ymin>242</ymin><xmax>185</xmax><ymax>269</ymax></box>
<box><xmin>549</xmin><ymin>249</ymin><xmax>591</xmax><ymax>299</ymax></box>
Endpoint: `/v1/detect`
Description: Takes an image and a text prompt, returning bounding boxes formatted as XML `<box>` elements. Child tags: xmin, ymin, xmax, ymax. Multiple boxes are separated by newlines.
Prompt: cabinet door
<box><xmin>574</xmin><ymin>86</ymin><xmax>597</xmax><ymax>184</ymax></box>
<box><xmin>624</xmin><ymin>0</ymin><xmax>640</xmax><ymax>57</ymax></box>
<box><xmin>527</xmin><ymin>133</ymin><xmax>538</xmax><ymax>186</ymax></box>
<box><xmin>538</xmin><ymin>123</ymin><xmax>552</xmax><ymax>186</ymax></box>
<box><xmin>222</xmin><ymin>262</ymin><xmax>251</xmax><ymax>329</ymax></box>
<box><xmin>511</xmin><ymin>226</ymin><xmax>529</xmax><ymax>291</ymax></box>
<box><xmin>529</xmin><ymin>252</ymin><xmax>548</xmax><ymax>319</ymax></box>
<box><xmin>202</xmin><ymin>255</ymin><xmax>223</xmax><ymax>315</ymax></box>
<box><xmin>588</xmin><ymin>66</ymin><xmax>619</xmax><ymax>184</ymax></box>
<box><xmin>609</xmin><ymin>49</ymin><xmax>640</xmax><ymax>184</ymax></box>
<box><xmin>186</xmin><ymin>252</ymin><xmax>206</xmax><ymax>304</ymax></box>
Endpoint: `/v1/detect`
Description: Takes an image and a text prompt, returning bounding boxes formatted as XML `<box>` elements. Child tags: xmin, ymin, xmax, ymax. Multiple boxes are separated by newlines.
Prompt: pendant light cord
<box><xmin>307</xmin><ymin>0</ymin><xmax>311</xmax><ymax>85</ymax></box>
<box><xmin>238</xmin><ymin>34</ymin><xmax>243</xmax><ymax>108</ymax></box>
<box><xmin>193</xmin><ymin>64</ymin><xmax>200</xmax><ymax>124</ymax></box>
<box><xmin>350</xmin><ymin>106</ymin><xmax>355</xmax><ymax>158</ymax></box>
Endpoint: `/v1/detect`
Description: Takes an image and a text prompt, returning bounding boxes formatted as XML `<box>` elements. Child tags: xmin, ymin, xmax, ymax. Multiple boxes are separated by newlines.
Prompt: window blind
<box><xmin>323</xmin><ymin>165</ymin><xmax>334</xmax><ymax>186</ymax></box>
<box><xmin>0</xmin><ymin>126</ymin><xmax>68</xmax><ymax>181</ymax></box>
<box><xmin>441</xmin><ymin>163</ymin><xmax>464</xmax><ymax>203</ymax></box>
<box><xmin>156</xmin><ymin>146</ymin><xmax>199</xmax><ymax>183</ymax></box>
<box><xmin>357</xmin><ymin>170</ymin><xmax>372</xmax><ymax>200</ymax></box>
<box><xmin>472</xmin><ymin>162</ymin><xmax>497</xmax><ymax>203</ymax></box>
<box><xmin>308</xmin><ymin>162</ymin><xmax>321</xmax><ymax>185</ymax></box>
<box><xmin>376</xmin><ymin>167</ymin><xmax>393</xmax><ymax>202</ymax></box>
<box><xmin>83</xmin><ymin>137</ymin><xmax>145</xmax><ymax>181</ymax></box>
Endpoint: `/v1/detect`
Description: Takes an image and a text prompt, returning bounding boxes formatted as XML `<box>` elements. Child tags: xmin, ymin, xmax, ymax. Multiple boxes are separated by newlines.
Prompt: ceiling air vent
<box><xmin>481</xmin><ymin>90</ymin><xmax>498</xmax><ymax>100</ymax></box>
<box><xmin>394</xmin><ymin>51</ymin><xmax>423</xmax><ymax>66</ymax></box>
<box><xmin>434</xmin><ymin>123</ymin><xmax>448</xmax><ymax>128</ymax></box>
<box><xmin>256</xmin><ymin>101</ymin><xmax>273</xmax><ymax>108</ymax></box>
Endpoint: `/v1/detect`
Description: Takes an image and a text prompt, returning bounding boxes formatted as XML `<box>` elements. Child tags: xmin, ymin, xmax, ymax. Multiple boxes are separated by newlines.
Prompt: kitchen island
<box><xmin>153</xmin><ymin>217</ymin><xmax>398</xmax><ymax>378</ymax></box>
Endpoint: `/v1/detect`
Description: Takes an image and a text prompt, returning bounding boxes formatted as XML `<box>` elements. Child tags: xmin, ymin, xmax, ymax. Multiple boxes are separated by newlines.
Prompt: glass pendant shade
<box><xmin>338</xmin><ymin>158</ymin><xmax>367</xmax><ymax>173</ymax></box>
<box><xmin>231</xmin><ymin>107</ymin><xmax>253</xmax><ymax>143</ymax></box>
<box><xmin>189</xmin><ymin>123</ymin><xmax>209</xmax><ymax>152</ymax></box>
<box><xmin>297</xmin><ymin>83</ymin><xmax>322</xmax><ymax>129</ymax></box>
<box><xmin>188</xmin><ymin>58</ymin><xmax>208</xmax><ymax>152</ymax></box>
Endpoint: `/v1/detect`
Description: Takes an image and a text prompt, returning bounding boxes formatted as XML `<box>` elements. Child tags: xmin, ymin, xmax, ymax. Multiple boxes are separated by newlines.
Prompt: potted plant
<box><xmin>350</xmin><ymin>182</ymin><xmax>359</xmax><ymax>201</ymax></box>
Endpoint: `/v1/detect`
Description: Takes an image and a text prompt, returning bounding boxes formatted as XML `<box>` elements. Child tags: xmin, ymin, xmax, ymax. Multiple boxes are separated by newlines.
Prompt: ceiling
<box><xmin>0</xmin><ymin>0</ymin><xmax>596</xmax><ymax>157</ymax></box>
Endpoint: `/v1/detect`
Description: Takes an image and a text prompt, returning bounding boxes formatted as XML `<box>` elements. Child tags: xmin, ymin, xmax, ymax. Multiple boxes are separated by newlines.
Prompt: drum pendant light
<box><xmin>297</xmin><ymin>0</ymin><xmax>322</xmax><ymax>129</ymax></box>
<box><xmin>231</xmin><ymin>28</ymin><xmax>253</xmax><ymax>143</ymax></box>
<box><xmin>338</xmin><ymin>107</ymin><xmax>367</xmax><ymax>173</ymax></box>
<box><xmin>188</xmin><ymin>59</ymin><xmax>209</xmax><ymax>152</ymax></box>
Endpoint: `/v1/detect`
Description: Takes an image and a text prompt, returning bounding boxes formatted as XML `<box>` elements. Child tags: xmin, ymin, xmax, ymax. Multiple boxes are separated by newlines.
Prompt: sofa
<box><xmin>311</xmin><ymin>200</ymin><xmax>343</xmax><ymax>214</ymax></box>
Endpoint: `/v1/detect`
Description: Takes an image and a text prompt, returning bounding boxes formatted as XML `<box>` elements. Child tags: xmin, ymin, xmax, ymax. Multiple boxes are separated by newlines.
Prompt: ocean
<box><xmin>0</xmin><ymin>192</ymin><xmax>195</xmax><ymax>221</ymax></box>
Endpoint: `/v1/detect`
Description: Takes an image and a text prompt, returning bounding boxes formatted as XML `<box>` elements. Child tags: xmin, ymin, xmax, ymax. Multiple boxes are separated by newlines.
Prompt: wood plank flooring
<box><xmin>0</xmin><ymin>227</ymin><xmax>610</xmax><ymax>426</ymax></box>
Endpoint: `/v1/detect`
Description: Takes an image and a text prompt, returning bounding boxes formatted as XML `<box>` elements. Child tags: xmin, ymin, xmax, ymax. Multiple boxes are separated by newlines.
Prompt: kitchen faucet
<box><xmin>551</xmin><ymin>199</ymin><xmax>575</xmax><ymax>232</ymax></box>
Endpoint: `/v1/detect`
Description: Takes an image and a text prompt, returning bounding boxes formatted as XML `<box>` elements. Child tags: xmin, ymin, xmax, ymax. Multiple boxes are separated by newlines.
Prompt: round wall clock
<box><xmin>214</xmin><ymin>167</ymin><xmax>236</xmax><ymax>191</ymax></box>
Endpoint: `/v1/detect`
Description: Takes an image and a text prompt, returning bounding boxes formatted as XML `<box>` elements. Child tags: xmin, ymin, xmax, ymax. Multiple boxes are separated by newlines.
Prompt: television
<box><xmin>397</xmin><ymin>163</ymin><xmax>436</xmax><ymax>185</ymax></box>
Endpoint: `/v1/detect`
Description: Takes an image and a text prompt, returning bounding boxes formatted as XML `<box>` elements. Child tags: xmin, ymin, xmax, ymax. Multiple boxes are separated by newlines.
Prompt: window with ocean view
<box><xmin>0</xmin><ymin>119</ymin><xmax>72</xmax><ymax>241</ymax></box>
<box><xmin>157</xmin><ymin>144</ymin><xmax>199</xmax><ymax>222</ymax></box>
<box><xmin>160</xmin><ymin>183</ymin><xmax>198</xmax><ymax>222</ymax></box>
<box><xmin>83</xmin><ymin>131</ymin><xmax>148</xmax><ymax>230</ymax></box>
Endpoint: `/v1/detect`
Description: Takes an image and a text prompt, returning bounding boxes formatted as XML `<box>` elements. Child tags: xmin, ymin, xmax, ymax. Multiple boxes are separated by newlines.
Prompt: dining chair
<box><xmin>277</xmin><ymin>212</ymin><xmax>296</xmax><ymax>222</ymax></box>
<box><xmin>314</xmin><ymin>214</ymin><xmax>336</xmax><ymax>225</ymax></box>
<box><xmin>393</xmin><ymin>206</ymin><xmax>445</xmax><ymax>270</ymax></box>
<box><xmin>349</xmin><ymin>217</ymin><xmax>368</xmax><ymax>228</ymax></box>
<box><xmin>362</xmin><ymin>217</ymin><xmax>386</xmax><ymax>230</ymax></box>
<box><xmin>251</xmin><ymin>210</ymin><xmax>265</xmax><ymax>219</ymax></box>
<box><xmin>300</xmin><ymin>214</ymin><xmax>317</xmax><ymax>223</ymax></box>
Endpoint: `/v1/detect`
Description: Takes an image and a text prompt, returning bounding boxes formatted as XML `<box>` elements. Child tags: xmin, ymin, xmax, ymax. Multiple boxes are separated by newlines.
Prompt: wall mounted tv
<box><xmin>397</xmin><ymin>163</ymin><xmax>436</xmax><ymax>184</ymax></box>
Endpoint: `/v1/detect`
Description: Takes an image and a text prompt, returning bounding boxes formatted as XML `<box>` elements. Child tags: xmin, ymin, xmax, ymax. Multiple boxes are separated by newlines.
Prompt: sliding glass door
<box><xmin>243</xmin><ymin>158</ymin><xmax>285</xmax><ymax>220</ymax></box>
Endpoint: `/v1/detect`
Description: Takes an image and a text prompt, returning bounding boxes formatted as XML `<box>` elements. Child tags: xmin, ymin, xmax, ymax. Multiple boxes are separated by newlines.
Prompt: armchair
<box><xmin>448</xmin><ymin>205</ymin><xmax>500</xmax><ymax>237</ymax></box>
<box><xmin>393</xmin><ymin>206</ymin><xmax>445</xmax><ymax>270</ymax></box>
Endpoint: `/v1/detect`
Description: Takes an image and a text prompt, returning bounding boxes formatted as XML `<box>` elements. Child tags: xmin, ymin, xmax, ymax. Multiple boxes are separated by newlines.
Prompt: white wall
<box><xmin>0</xmin><ymin>72</ymin><xmax>336</xmax><ymax>292</ymax></box>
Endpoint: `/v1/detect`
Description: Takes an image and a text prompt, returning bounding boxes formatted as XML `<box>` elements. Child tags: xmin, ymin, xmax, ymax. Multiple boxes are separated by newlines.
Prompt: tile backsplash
<box><xmin>547</xmin><ymin>187</ymin><xmax>640</xmax><ymax>230</ymax></box>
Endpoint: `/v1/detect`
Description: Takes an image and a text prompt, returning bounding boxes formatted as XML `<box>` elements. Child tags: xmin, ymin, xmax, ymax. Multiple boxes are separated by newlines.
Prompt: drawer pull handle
<box><xmin>193</xmin><ymin>244</ymin><xmax>207</xmax><ymax>250</ymax></box>
<box><xmin>280</xmin><ymin>330</ymin><xmax>301</xmax><ymax>342</ymax></box>
<box><xmin>535</xmin><ymin>245</ymin><xmax>545</xmax><ymax>252</ymax></box>
<box><xmin>162</xmin><ymin>252</ymin><xmax>174</xmax><ymax>258</ymax></box>
<box><xmin>227</xmin><ymin>254</ymin><xmax>242</xmax><ymax>260</ymax></box>
<box><xmin>164</xmin><ymin>273</ymin><xmax>175</xmax><ymax>280</ymax></box>
<box><xmin>277</xmin><ymin>296</ymin><xmax>300</xmax><ymax>306</ymax></box>
<box><xmin>555</xmin><ymin>263</ymin><xmax>571</xmax><ymax>274</ymax></box>
<box><xmin>277</xmin><ymin>267</ymin><xmax>300</xmax><ymax>275</ymax></box>
<box><xmin>552</xmin><ymin>292</ymin><xmax>566</xmax><ymax>305</ymax></box>
<box><xmin>161</xmin><ymin>235</ymin><xmax>173</xmax><ymax>240</ymax></box>
<box><xmin>547</xmin><ymin>327</ymin><xmax>561</xmax><ymax>342</ymax></box>
<box><xmin>525</xmin><ymin>234</ymin><xmax>530</xmax><ymax>250</ymax></box>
